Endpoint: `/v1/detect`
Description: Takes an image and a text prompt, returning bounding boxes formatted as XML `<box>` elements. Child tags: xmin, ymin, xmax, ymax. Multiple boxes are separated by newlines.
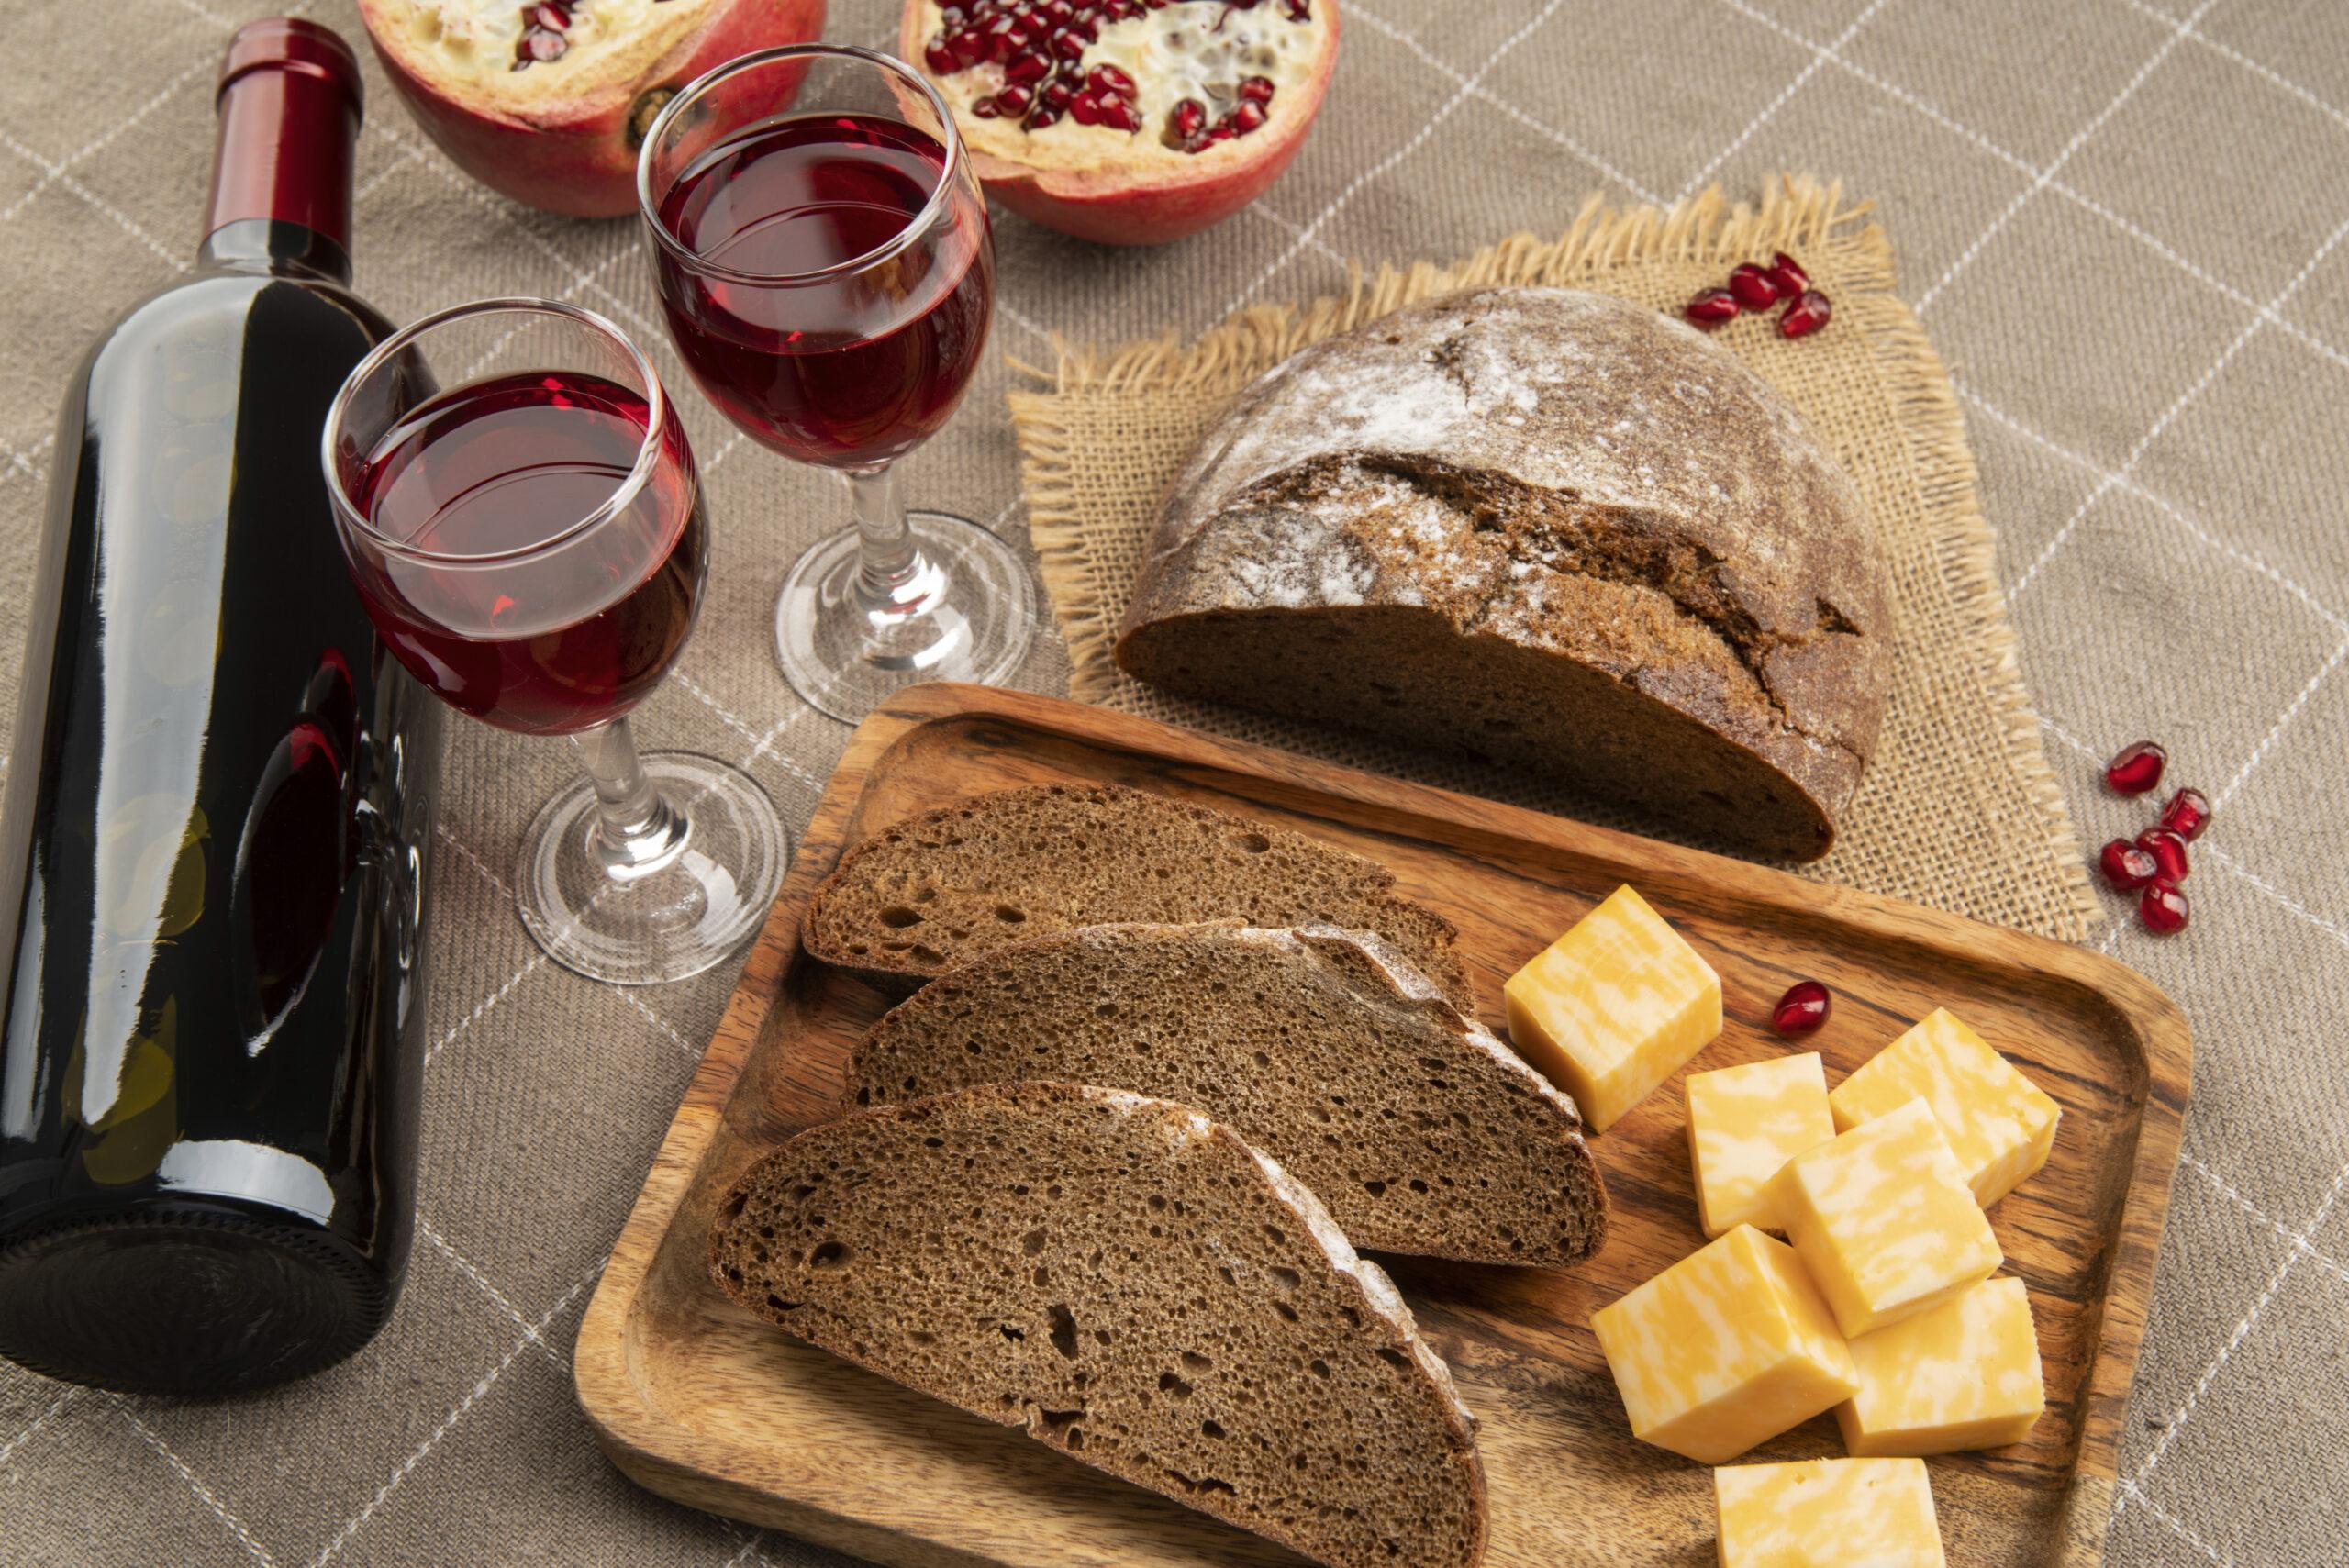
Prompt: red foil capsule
<box><xmin>1772</xmin><ymin>979</ymin><xmax>1831</xmax><ymax>1037</ymax></box>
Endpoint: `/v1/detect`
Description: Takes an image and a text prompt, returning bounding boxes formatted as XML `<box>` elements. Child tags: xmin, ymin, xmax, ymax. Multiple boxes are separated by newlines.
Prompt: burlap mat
<box><xmin>1008</xmin><ymin>175</ymin><xmax>2099</xmax><ymax>940</ymax></box>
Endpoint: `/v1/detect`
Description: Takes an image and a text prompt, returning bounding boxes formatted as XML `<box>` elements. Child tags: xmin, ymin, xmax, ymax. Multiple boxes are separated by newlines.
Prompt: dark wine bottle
<box><xmin>0</xmin><ymin>18</ymin><xmax>442</xmax><ymax>1395</ymax></box>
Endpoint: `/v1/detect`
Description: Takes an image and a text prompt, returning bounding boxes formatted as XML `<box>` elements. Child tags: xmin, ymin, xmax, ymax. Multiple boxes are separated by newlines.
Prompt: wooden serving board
<box><xmin>574</xmin><ymin>684</ymin><xmax>2189</xmax><ymax>1568</ymax></box>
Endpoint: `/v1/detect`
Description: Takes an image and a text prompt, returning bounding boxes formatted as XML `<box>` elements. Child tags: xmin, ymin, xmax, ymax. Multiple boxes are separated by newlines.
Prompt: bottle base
<box><xmin>0</xmin><ymin>1204</ymin><xmax>388</xmax><ymax>1396</ymax></box>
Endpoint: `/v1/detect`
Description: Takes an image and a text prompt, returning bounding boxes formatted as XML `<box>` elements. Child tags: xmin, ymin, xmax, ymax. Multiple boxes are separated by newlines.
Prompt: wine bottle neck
<box><xmin>200</xmin><ymin>18</ymin><xmax>364</xmax><ymax>284</ymax></box>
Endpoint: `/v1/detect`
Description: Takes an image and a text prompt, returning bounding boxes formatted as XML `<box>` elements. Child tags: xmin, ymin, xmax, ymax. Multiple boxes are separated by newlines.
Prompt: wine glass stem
<box><xmin>847</xmin><ymin>462</ymin><xmax>931</xmax><ymax>611</ymax></box>
<box><xmin>569</xmin><ymin>717</ymin><xmax>689</xmax><ymax>881</ymax></box>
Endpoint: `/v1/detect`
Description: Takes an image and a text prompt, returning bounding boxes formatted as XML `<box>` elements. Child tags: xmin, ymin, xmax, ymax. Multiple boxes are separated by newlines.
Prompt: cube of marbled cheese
<box><xmin>1831</xmin><ymin>1007</ymin><xmax>2060</xmax><ymax>1207</ymax></box>
<box><xmin>1686</xmin><ymin>1053</ymin><xmax>1835</xmax><ymax>1237</ymax></box>
<box><xmin>1768</xmin><ymin>1099</ymin><xmax>2002</xmax><ymax>1338</ymax></box>
<box><xmin>1714</xmin><ymin>1457</ymin><xmax>1945</xmax><ymax>1568</ymax></box>
<box><xmin>1503</xmin><ymin>884</ymin><xmax>1720</xmax><ymax>1132</ymax></box>
<box><xmin>1837</xmin><ymin>1275</ymin><xmax>2045</xmax><ymax>1456</ymax></box>
<box><xmin>1587</xmin><ymin>1224</ymin><xmax>1856</xmax><ymax>1464</ymax></box>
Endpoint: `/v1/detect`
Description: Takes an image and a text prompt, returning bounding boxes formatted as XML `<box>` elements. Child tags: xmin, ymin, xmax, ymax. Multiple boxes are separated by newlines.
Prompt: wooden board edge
<box><xmin>573</xmin><ymin>696</ymin><xmax>943</xmax><ymax>1462</ymax></box>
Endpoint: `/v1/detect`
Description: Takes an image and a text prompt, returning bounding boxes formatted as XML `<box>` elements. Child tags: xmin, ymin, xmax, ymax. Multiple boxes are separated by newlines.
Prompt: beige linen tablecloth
<box><xmin>3</xmin><ymin>2</ymin><xmax>2345</xmax><ymax>1565</ymax></box>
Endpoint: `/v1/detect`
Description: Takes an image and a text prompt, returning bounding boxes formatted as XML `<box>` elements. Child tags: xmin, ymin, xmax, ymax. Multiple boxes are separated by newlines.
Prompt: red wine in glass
<box><xmin>351</xmin><ymin>370</ymin><xmax>705</xmax><ymax>736</ymax></box>
<box><xmin>652</xmin><ymin>111</ymin><xmax>995</xmax><ymax>469</ymax></box>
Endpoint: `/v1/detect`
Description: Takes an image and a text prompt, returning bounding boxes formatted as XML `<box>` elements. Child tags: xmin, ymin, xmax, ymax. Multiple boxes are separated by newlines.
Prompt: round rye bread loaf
<box><xmin>1114</xmin><ymin>287</ymin><xmax>1894</xmax><ymax>862</ymax></box>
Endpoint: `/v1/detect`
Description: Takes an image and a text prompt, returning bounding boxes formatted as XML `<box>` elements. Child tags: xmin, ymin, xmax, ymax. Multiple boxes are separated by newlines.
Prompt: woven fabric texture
<box><xmin>3</xmin><ymin>1</ymin><xmax>2347</xmax><ymax>1566</ymax></box>
<box><xmin>1011</xmin><ymin>177</ymin><xmax>2100</xmax><ymax>937</ymax></box>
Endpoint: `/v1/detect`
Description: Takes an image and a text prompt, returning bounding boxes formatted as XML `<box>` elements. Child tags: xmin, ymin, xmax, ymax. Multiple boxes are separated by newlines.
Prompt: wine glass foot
<box><xmin>515</xmin><ymin>752</ymin><xmax>788</xmax><ymax>985</ymax></box>
<box><xmin>774</xmin><ymin>509</ymin><xmax>1036</xmax><ymax>722</ymax></box>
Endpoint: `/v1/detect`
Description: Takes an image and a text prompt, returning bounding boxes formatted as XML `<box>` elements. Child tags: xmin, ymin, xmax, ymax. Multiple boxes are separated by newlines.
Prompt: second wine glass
<box><xmin>637</xmin><ymin>44</ymin><xmax>1035</xmax><ymax>722</ymax></box>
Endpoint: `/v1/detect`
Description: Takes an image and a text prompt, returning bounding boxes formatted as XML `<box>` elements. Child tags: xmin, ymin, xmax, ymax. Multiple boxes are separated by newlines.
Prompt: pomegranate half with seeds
<box><xmin>359</xmin><ymin>0</ymin><xmax>827</xmax><ymax>217</ymax></box>
<box><xmin>900</xmin><ymin>0</ymin><xmax>1340</xmax><ymax>244</ymax></box>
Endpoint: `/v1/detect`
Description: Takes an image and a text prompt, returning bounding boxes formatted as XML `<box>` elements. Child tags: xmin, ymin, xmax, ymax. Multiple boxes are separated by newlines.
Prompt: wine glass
<box><xmin>636</xmin><ymin>44</ymin><xmax>1035</xmax><ymax>722</ymax></box>
<box><xmin>322</xmin><ymin>298</ymin><xmax>787</xmax><ymax>985</ymax></box>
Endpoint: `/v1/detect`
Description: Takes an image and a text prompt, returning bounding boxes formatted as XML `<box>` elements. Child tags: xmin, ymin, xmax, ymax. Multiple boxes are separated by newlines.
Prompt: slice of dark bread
<box><xmin>802</xmin><ymin>783</ymin><xmax>1472</xmax><ymax>1008</ymax></box>
<box><xmin>709</xmin><ymin>1082</ymin><xmax>1488</xmax><ymax>1568</ymax></box>
<box><xmin>848</xmin><ymin>921</ymin><xmax>1607</xmax><ymax>1268</ymax></box>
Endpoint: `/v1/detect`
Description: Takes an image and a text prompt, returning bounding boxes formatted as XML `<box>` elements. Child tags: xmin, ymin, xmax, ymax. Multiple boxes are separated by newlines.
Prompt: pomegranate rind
<box><xmin>897</xmin><ymin>0</ymin><xmax>1341</xmax><ymax>245</ymax></box>
<box><xmin>359</xmin><ymin>0</ymin><xmax>828</xmax><ymax>217</ymax></box>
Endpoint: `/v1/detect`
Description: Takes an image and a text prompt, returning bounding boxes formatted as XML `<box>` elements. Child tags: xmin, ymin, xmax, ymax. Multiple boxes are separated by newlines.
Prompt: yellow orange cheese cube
<box><xmin>1830</xmin><ymin>1008</ymin><xmax>2060</xmax><ymax>1207</ymax></box>
<box><xmin>1714</xmin><ymin>1457</ymin><xmax>1945</xmax><ymax>1568</ymax></box>
<box><xmin>1836</xmin><ymin>1275</ymin><xmax>2045</xmax><ymax>1456</ymax></box>
<box><xmin>1686</xmin><ymin>1053</ymin><xmax>1835</xmax><ymax>1237</ymax></box>
<box><xmin>1768</xmin><ymin>1099</ymin><xmax>2002</xmax><ymax>1339</ymax></box>
<box><xmin>1587</xmin><ymin>1224</ymin><xmax>1856</xmax><ymax>1464</ymax></box>
<box><xmin>1504</xmin><ymin>884</ymin><xmax>1720</xmax><ymax>1132</ymax></box>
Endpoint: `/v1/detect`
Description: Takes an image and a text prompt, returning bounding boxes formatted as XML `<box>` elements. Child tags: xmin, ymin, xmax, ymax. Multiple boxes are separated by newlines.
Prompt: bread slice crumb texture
<box><xmin>802</xmin><ymin>783</ymin><xmax>1472</xmax><ymax>1008</ymax></box>
<box><xmin>849</xmin><ymin>921</ymin><xmax>1607</xmax><ymax>1268</ymax></box>
<box><xmin>709</xmin><ymin>1081</ymin><xmax>1488</xmax><ymax>1568</ymax></box>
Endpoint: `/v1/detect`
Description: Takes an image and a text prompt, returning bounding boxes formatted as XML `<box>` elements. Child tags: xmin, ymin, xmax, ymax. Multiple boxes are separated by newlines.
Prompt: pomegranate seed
<box><xmin>1041</xmin><ymin>0</ymin><xmax>1072</xmax><ymax>20</ymax></box>
<box><xmin>1051</xmin><ymin>26</ymin><xmax>1086</xmax><ymax>58</ymax></box>
<box><xmin>950</xmin><ymin>27</ymin><xmax>989</xmax><ymax>64</ymax></box>
<box><xmin>1041</xmin><ymin>78</ymin><xmax>1074</xmax><ymax>108</ymax></box>
<box><xmin>1087</xmin><ymin>63</ymin><xmax>1136</xmax><ymax>96</ymax></box>
<box><xmin>521</xmin><ymin>26</ymin><xmax>565</xmax><ymax>61</ymax></box>
<box><xmin>1069</xmin><ymin>90</ymin><xmax>1104</xmax><ymax>125</ymax></box>
<box><xmin>924</xmin><ymin>36</ymin><xmax>959</xmax><ymax>72</ymax></box>
<box><xmin>1779</xmin><ymin>288</ymin><xmax>1832</xmax><ymax>338</ymax></box>
<box><xmin>1728</xmin><ymin>263</ymin><xmax>1779</xmax><ymax>310</ymax></box>
<box><xmin>1685</xmin><ymin>288</ymin><xmax>1741</xmax><ymax>328</ymax></box>
<box><xmin>1026</xmin><ymin>102</ymin><xmax>1063</xmax><ymax>128</ymax></box>
<box><xmin>1171</xmin><ymin>97</ymin><xmax>1206</xmax><ymax>139</ymax></box>
<box><xmin>1239</xmin><ymin>74</ymin><xmax>1276</xmax><ymax>105</ymax></box>
<box><xmin>940</xmin><ymin>5</ymin><xmax>966</xmax><ymax>22</ymax></box>
<box><xmin>1097</xmin><ymin>98</ymin><xmax>1141</xmax><ymax>132</ymax></box>
<box><xmin>2099</xmin><ymin>839</ymin><xmax>2159</xmax><ymax>892</ymax></box>
<box><xmin>995</xmin><ymin>81</ymin><xmax>1033</xmax><ymax>113</ymax></box>
<box><xmin>1765</xmin><ymin>250</ymin><xmax>1808</xmax><ymax>296</ymax></box>
<box><xmin>2136</xmin><ymin>828</ymin><xmax>2190</xmax><ymax>884</ymax></box>
<box><xmin>2140</xmin><ymin>883</ymin><xmax>2189</xmax><ymax>935</ymax></box>
<box><xmin>1203</xmin><ymin>123</ymin><xmax>1237</xmax><ymax>143</ymax></box>
<box><xmin>1771</xmin><ymin>980</ymin><xmax>1831</xmax><ymax>1038</ymax></box>
<box><xmin>970</xmin><ymin>95</ymin><xmax>1001</xmax><ymax>117</ymax></box>
<box><xmin>2159</xmin><ymin>786</ymin><xmax>2212</xmax><ymax>841</ymax></box>
<box><xmin>1006</xmin><ymin>50</ymin><xmax>1050</xmax><ymax>83</ymax></box>
<box><xmin>531</xmin><ymin>4</ymin><xmax>570</xmax><ymax>28</ymax></box>
<box><xmin>1286</xmin><ymin>0</ymin><xmax>1310</xmax><ymax>16</ymax></box>
<box><xmin>2104</xmin><ymin>740</ymin><xmax>2165</xmax><ymax>795</ymax></box>
<box><xmin>1231</xmin><ymin>100</ymin><xmax>1267</xmax><ymax>133</ymax></box>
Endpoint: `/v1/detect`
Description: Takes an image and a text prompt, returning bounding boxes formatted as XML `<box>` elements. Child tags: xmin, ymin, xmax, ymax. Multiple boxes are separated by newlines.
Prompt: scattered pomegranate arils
<box><xmin>1026</xmin><ymin>101</ymin><xmax>1063</xmax><ymax>128</ymax></box>
<box><xmin>1041</xmin><ymin>77</ymin><xmax>1074</xmax><ymax>108</ymax></box>
<box><xmin>1230</xmin><ymin>100</ymin><xmax>1267</xmax><ymax>133</ymax></box>
<box><xmin>2104</xmin><ymin>740</ymin><xmax>2166</xmax><ymax>795</ymax></box>
<box><xmin>2100</xmin><ymin>839</ymin><xmax>2160</xmax><ymax>893</ymax></box>
<box><xmin>925</xmin><ymin>35</ymin><xmax>960</xmax><ymax>72</ymax></box>
<box><xmin>1779</xmin><ymin>288</ymin><xmax>1832</xmax><ymax>338</ymax></box>
<box><xmin>1171</xmin><ymin>97</ymin><xmax>1206</xmax><ymax>139</ymax></box>
<box><xmin>1087</xmin><ymin>62</ymin><xmax>1136</xmax><ymax>95</ymax></box>
<box><xmin>1239</xmin><ymin>73</ymin><xmax>1275</xmax><ymax>104</ymax></box>
<box><xmin>1685</xmin><ymin>288</ymin><xmax>1741</xmax><ymax>328</ymax></box>
<box><xmin>1728</xmin><ymin>262</ymin><xmax>1779</xmax><ymax>310</ymax></box>
<box><xmin>2159</xmin><ymin>786</ymin><xmax>2211</xmax><ymax>841</ymax></box>
<box><xmin>1766</xmin><ymin>250</ymin><xmax>1808</xmax><ymax>296</ymax></box>
<box><xmin>2140</xmin><ymin>883</ymin><xmax>2189</xmax><ymax>935</ymax></box>
<box><xmin>1772</xmin><ymin>979</ymin><xmax>1831</xmax><ymax>1038</ymax></box>
<box><xmin>995</xmin><ymin>81</ymin><xmax>1034</xmax><ymax>112</ymax></box>
<box><xmin>971</xmin><ymin>95</ymin><xmax>1003</xmax><ymax>117</ymax></box>
<box><xmin>1097</xmin><ymin>97</ymin><xmax>1141</xmax><ymax>131</ymax></box>
<box><xmin>1005</xmin><ymin>50</ymin><xmax>1050</xmax><ymax>83</ymax></box>
<box><xmin>2136</xmin><ymin>827</ymin><xmax>2190</xmax><ymax>884</ymax></box>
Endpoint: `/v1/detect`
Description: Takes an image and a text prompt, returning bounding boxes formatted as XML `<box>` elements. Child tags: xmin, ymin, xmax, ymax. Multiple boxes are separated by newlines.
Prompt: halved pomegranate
<box><xmin>359</xmin><ymin>0</ymin><xmax>827</xmax><ymax>217</ymax></box>
<box><xmin>899</xmin><ymin>0</ymin><xmax>1340</xmax><ymax>245</ymax></box>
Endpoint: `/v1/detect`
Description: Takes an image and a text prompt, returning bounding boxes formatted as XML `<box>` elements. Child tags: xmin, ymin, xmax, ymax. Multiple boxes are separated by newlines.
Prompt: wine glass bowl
<box><xmin>638</xmin><ymin>46</ymin><xmax>1035</xmax><ymax>721</ymax></box>
<box><xmin>322</xmin><ymin>298</ymin><xmax>786</xmax><ymax>985</ymax></box>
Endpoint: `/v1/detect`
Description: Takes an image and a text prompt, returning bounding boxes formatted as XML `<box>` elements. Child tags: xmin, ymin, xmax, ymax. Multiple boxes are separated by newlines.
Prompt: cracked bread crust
<box><xmin>1114</xmin><ymin>286</ymin><xmax>1893</xmax><ymax>862</ymax></box>
<box><xmin>710</xmin><ymin>1082</ymin><xmax>1488</xmax><ymax>1568</ymax></box>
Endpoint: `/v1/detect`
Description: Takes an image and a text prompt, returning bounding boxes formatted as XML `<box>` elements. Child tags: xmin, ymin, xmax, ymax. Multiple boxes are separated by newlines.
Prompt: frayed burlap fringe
<box><xmin>1007</xmin><ymin>174</ymin><xmax>2099</xmax><ymax>938</ymax></box>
